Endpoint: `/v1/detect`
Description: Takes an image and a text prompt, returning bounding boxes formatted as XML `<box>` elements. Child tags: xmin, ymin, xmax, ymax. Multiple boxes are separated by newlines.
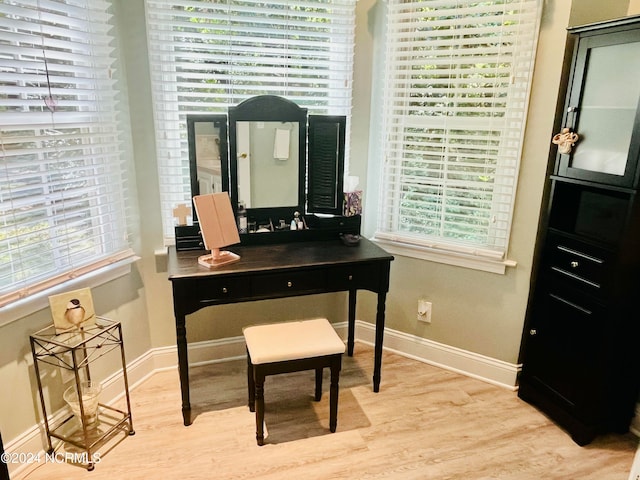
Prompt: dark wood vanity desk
<box><xmin>168</xmin><ymin>237</ymin><xmax>393</xmax><ymax>426</ymax></box>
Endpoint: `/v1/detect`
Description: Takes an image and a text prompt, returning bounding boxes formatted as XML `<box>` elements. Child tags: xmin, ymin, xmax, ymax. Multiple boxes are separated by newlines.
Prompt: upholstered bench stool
<box><xmin>243</xmin><ymin>318</ymin><xmax>346</xmax><ymax>446</ymax></box>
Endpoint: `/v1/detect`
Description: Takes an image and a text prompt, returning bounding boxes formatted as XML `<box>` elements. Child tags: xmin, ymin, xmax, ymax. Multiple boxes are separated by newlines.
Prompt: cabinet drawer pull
<box><xmin>348</xmin><ymin>275</ymin><xmax>353</xmax><ymax>281</ymax></box>
<box><xmin>287</xmin><ymin>281</ymin><xmax>293</xmax><ymax>288</ymax></box>
<box><xmin>551</xmin><ymin>267</ymin><xmax>600</xmax><ymax>288</ymax></box>
<box><xmin>222</xmin><ymin>287</ymin><xmax>228</xmax><ymax>294</ymax></box>
<box><xmin>570</xmin><ymin>261</ymin><xmax>579</xmax><ymax>268</ymax></box>
<box><xmin>529</xmin><ymin>329</ymin><xmax>537</xmax><ymax>336</ymax></box>
<box><xmin>556</xmin><ymin>245</ymin><xmax>603</xmax><ymax>264</ymax></box>
<box><xmin>548</xmin><ymin>293</ymin><xmax>592</xmax><ymax>315</ymax></box>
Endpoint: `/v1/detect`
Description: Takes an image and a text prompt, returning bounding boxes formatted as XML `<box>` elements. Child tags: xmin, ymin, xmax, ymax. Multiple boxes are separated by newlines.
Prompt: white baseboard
<box><xmin>353</xmin><ymin>321</ymin><xmax>520</xmax><ymax>391</ymax></box>
<box><xmin>4</xmin><ymin>321</ymin><xmax>524</xmax><ymax>478</ymax></box>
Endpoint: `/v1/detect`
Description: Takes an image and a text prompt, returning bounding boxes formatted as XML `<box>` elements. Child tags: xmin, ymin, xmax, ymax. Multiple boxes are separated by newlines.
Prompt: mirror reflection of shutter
<box><xmin>307</xmin><ymin>115</ymin><xmax>346</xmax><ymax>215</ymax></box>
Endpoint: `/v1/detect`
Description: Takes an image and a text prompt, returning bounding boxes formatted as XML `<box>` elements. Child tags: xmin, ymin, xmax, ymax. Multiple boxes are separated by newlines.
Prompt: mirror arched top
<box><xmin>228</xmin><ymin>95</ymin><xmax>307</xmax><ymax>221</ymax></box>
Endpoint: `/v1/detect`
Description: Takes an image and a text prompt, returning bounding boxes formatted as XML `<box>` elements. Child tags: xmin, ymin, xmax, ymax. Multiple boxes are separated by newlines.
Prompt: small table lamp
<box><xmin>192</xmin><ymin>193</ymin><xmax>241</xmax><ymax>268</ymax></box>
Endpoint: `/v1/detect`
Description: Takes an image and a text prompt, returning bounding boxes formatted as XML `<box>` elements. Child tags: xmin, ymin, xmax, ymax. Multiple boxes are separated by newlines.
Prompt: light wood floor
<box><xmin>18</xmin><ymin>343</ymin><xmax>638</xmax><ymax>479</ymax></box>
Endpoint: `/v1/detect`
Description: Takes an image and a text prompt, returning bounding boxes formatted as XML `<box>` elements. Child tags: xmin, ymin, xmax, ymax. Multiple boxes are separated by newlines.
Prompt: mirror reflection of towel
<box><xmin>273</xmin><ymin>128</ymin><xmax>290</xmax><ymax>160</ymax></box>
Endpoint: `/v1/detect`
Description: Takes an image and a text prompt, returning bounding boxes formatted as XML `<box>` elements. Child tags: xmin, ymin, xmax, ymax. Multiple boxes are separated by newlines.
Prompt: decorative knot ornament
<box><xmin>552</xmin><ymin>128</ymin><xmax>580</xmax><ymax>154</ymax></box>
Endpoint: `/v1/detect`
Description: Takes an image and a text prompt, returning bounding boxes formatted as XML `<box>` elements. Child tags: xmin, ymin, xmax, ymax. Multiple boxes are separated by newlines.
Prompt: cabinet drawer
<box><xmin>252</xmin><ymin>270</ymin><xmax>327</xmax><ymax>296</ymax></box>
<box><xmin>545</xmin><ymin>235</ymin><xmax>612</xmax><ymax>293</ymax></box>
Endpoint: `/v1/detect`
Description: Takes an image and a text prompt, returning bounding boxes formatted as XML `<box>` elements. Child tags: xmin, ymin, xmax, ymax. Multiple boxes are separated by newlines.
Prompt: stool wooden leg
<box><xmin>315</xmin><ymin>368</ymin><xmax>323</xmax><ymax>401</ymax></box>
<box><xmin>255</xmin><ymin>370</ymin><xmax>265</xmax><ymax>446</ymax></box>
<box><xmin>329</xmin><ymin>357</ymin><xmax>341</xmax><ymax>433</ymax></box>
<box><xmin>247</xmin><ymin>352</ymin><xmax>255</xmax><ymax>412</ymax></box>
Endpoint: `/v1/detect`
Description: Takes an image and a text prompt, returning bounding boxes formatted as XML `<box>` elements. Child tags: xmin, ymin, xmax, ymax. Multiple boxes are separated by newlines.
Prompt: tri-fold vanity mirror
<box><xmin>175</xmin><ymin>95</ymin><xmax>360</xmax><ymax>250</ymax></box>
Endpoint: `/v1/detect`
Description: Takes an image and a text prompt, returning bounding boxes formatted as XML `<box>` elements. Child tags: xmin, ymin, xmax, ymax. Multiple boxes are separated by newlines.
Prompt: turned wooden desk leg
<box><xmin>176</xmin><ymin>314</ymin><xmax>191</xmax><ymax>426</ymax></box>
<box><xmin>373</xmin><ymin>292</ymin><xmax>387</xmax><ymax>393</ymax></box>
<box><xmin>347</xmin><ymin>289</ymin><xmax>356</xmax><ymax>356</ymax></box>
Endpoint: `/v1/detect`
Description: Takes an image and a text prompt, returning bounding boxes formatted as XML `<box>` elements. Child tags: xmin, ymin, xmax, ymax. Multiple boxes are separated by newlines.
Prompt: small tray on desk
<box><xmin>175</xmin><ymin>224</ymin><xmax>204</xmax><ymax>251</ymax></box>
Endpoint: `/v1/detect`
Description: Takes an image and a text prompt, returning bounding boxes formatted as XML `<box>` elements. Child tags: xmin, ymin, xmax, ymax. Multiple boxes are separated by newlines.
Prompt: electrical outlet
<box><xmin>417</xmin><ymin>299</ymin><xmax>432</xmax><ymax>323</ymax></box>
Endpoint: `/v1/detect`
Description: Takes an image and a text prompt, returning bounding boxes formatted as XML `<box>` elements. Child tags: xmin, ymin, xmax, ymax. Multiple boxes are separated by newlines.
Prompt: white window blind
<box><xmin>375</xmin><ymin>0</ymin><xmax>541</xmax><ymax>262</ymax></box>
<box><xmin>0</xmin><ymin>0</ymin><xmax>134</xmax><ymax>307</ymax></box>
<box><xmin>144</xmin><ymin>0</ymin><xmax>356</xmax><ymax>240</ymax></box>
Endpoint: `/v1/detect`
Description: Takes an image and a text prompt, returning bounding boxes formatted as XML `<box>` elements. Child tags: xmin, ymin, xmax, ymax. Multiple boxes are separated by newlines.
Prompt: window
<box><xmin>375</xmin><ymin>0</ymin><xmax>541</xmax><ymax>271</ymax></box>
<box><xmin>144</xmin><ymin>0</ymin><xmax>357</xmax><ymax>240</ymax></box>
<box><xmin>0</xmin><ymin>0</ymin><xmax>135</xmax><ymax>307</ymax></box>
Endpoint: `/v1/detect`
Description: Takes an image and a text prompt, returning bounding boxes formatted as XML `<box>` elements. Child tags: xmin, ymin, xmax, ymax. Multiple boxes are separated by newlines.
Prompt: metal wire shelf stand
<box><xmin>30</xmin><ymin>317</ymin><xmax>135</xmax><ymax>471</ymax></box>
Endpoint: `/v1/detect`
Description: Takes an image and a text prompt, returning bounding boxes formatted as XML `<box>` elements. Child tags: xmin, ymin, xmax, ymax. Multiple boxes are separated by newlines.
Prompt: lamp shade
<box><xmin>192</xmin><ymin>193</ymin><xmax>241</xmax><ymax>267</ymax></box>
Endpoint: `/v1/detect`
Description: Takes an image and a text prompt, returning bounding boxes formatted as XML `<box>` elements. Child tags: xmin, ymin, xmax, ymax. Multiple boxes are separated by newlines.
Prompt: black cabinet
<box><xmin>518</xmin><ymin>16</ymin><xmax>640</xmax><ymax>446</ymax></box>
<box><xmin>0</xmin><ymin>432</ymin><xmax>9</xmax><ymax>480</ymax></box>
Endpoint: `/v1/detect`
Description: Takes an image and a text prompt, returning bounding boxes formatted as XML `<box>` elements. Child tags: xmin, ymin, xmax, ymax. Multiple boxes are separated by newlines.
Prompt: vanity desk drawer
<box><xmin>329</xmin><ymin>264</ymin><xmax>384</xmax><ymax>291</ymax></box>
<box><xmin>194</xmin><ymin>277</ymin><xmax>250</xmax><ymax>302</ymax></box>
<box><xmin>251</xmin><ymin>270</ymin><xmax>327</xmax><ymax>297</ymax></box>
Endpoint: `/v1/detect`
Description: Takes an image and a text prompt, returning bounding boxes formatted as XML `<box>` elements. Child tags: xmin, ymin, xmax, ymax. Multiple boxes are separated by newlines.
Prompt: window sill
<box><xmin>372</xmin><ymin>238</ymin><xmax>517</xmax><ymax>274</ymax></box>
<box><xmin>0</xmin><ymin>256</ymin><xmax>140</xmax><ymax>328</ymax></box>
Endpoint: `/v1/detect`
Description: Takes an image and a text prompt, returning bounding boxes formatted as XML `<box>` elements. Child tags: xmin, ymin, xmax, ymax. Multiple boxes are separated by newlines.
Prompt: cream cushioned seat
<box><xmin>243</xmin><ymin>318</ymin><xmax>346</xmax><ymax>364</ymax></box>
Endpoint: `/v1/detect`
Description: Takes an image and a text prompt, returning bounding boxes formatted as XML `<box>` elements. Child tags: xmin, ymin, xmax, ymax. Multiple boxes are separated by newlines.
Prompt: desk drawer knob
<box><xmin>570</xmin><ymin>261</ymin><xmax>579</xmax><ymax>268</ymax></box>
<box><xmin>348</xmin><ymin>275</ymin><xmax>353</xmax><ymax>281</ymax></box>
<box><xmin>222</xmin><ymin>287</ymin><xmax>228</xmax><ymax>294</ymax></box>
<box><xmin>529</xmin><ymin>329</ymin><xmax>537</xmax><ymax>336</ymax></box>
<box><xmin>287</xmin><ymin>281</ymin><xmax>293</xmax><ymax>288</ymax></box>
